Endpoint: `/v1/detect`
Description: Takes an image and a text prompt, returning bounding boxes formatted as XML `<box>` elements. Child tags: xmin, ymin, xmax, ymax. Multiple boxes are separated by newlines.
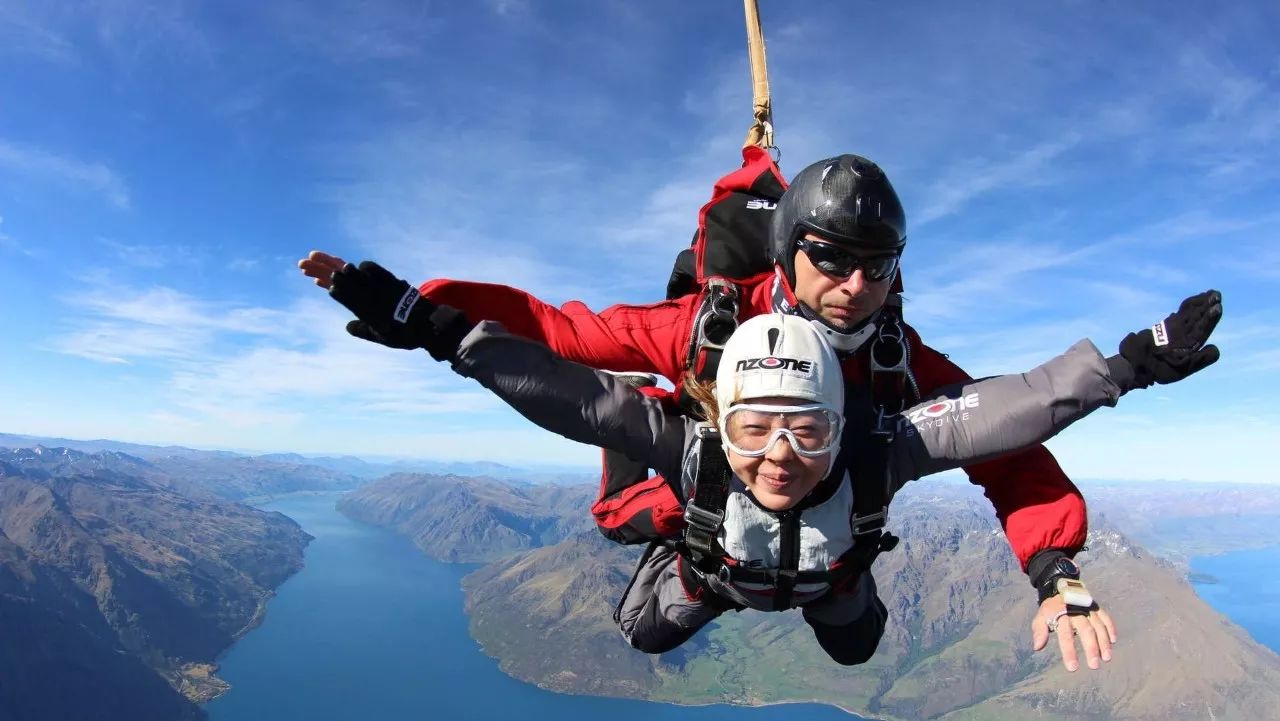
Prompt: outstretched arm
<box><xmin>891</xmin><ymin>290</ymin><xmax>1221</xmax><ymax>482</ymax></box>
<box><xmin>891</xmin><ymin>340</ymin><xmax>1121</xmax><ymax>481</ymax></box>
<box><xmin>912</xmin><ymin>345</ymin><xmax>1088</xmax><ymax>570</ymax></box>
<box><xmin>311</xmin><ymin>257</ymin><xmax>692</xmax><ymax>482</ymax></box>
<box><xmin>890</xmin><ymin>290</ymin><xmax>1220</xmax><ymax>672</ymax></box>
<box><xmin>451</xmin><ymin>320</ymin><xmax>691</xmax><ymax>481</ymax></box>
<box><xmin>301</xmin><ymin>250</ymin><xmax>694</xmax><ymax>381</ymax></box>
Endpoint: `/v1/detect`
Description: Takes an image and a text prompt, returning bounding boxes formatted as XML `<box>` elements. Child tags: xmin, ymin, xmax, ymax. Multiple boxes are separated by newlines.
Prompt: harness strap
<box><xmin>844</xmin><ymin>390</ymin><xmax>901</xmax><ymax>577</ymax></box>
<box><xmin>683</xmin><ymin>425</ymin><xmax>733</xmax><ymax>575</ymax></box>
<box><xmin>869</xmin><ymin>293</ymin><xmax>919</xmax><ymax>414</ymax></box>
<box><xmin>772</xmin><ymin>510</ymin><xmax>800</xmax><ymax>610</ymax></box>
<box><xmin>686</xmin><ymin>278</ymin><xmax>740</xmax><ymax>382</ymax></box>
<box><xmin>721</xmin><ymin>533</ymin><xmax>899</xmax><ymax>586</ymax></box>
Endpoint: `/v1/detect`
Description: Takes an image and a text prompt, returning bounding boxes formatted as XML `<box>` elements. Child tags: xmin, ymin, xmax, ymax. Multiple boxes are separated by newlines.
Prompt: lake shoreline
<box><xmin>208</xmin><ymin>496</ymin><xmax>1280</xmax><ymax>721</ymax></box>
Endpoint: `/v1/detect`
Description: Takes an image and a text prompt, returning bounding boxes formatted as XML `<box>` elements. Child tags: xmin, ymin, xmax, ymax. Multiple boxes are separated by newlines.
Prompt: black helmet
<box><xmin>770</xmin><ymin>154</ymin><xmax>907</xmax><ymax>286</ymax></box>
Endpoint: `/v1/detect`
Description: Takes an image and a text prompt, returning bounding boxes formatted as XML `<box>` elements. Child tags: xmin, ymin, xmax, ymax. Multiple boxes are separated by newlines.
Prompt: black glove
<box><xmin>1109</xmin><ymin>289</ymin><xmax>1222</xmax><ymax>392</ymax></box>
<box><xmin>328</xmin><ymin>260</ymin><xmax>473</xmax><ymax>362</ymax></box>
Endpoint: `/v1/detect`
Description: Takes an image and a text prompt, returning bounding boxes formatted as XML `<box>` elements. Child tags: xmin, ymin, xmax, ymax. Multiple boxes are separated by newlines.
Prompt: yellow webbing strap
<box><xmin>742</xmin><ymin>0</ymin><xmax>774</xmax><ymax>151</ymax></box>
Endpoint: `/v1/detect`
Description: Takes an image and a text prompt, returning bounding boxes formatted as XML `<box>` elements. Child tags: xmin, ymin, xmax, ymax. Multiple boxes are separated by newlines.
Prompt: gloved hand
<box><xmin>1110</xmin><ymin>289</ymin><xmax>1222</xmax><ymax>392</ymax></box>
<box><xmin>328</xmin><ymin>260</ymin><xmax>473</xmax><ymax>361</ymax></box>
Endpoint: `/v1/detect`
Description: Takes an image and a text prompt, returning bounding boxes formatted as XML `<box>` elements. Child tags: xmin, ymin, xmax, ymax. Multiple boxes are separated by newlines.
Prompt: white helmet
<box><xmin>715</xmin><ymin>314</ymin><xmax>845</xmax><ymax>475</ymax></box>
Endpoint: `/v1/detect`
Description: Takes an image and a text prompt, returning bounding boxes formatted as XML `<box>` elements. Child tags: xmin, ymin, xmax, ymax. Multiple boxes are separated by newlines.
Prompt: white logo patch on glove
<box><xmin>394</xmin><ymin>287</ymin><xmax>420</xmax><ymax>324</ymax></box>
<box><xmin>1151</xmin><ymin>321</ymin><xmax>1170</xmax><ymax>347</ymax></box>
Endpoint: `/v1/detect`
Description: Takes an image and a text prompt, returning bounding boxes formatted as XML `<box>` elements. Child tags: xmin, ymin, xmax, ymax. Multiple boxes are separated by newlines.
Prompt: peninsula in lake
<box><xmin>343</xmin><ymin>472</ymin><xmax>1280</xmax><ymax>721</ymax></box>
<box><xmin>6</xmin><ymin>429</ymin><xmax>1278</xmax><ymax>721</ymax></box>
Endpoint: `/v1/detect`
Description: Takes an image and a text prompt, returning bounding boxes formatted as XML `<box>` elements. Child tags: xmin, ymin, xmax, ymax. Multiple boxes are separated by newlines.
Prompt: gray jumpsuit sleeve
<box><xmin>450</xmin><ymin>321</ymin><xmax>692</xmax><ymax>482</ymax></box>
<box><xmin>890</xmin><ymin>339</ymin><xmax>1122</xmax><ymax>487</ymax></box>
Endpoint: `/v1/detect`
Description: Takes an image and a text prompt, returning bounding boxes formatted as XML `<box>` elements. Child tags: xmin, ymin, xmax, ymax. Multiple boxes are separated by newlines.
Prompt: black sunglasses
<box><xmin>795</xmin><ymin>237</ymin><xmax>900</xmax><ymax>282</ymax></box>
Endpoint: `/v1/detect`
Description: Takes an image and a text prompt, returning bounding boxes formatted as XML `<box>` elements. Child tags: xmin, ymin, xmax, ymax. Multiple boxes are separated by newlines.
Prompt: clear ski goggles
<box><xmin>795</xmin><ymin>236</ymin><xmax>900</xmax><ymax>282</ymax></box>
<box><xmin>720</xmin><ymin>404</ymin><xmax>842</xmax><ymax>458</ymax></box>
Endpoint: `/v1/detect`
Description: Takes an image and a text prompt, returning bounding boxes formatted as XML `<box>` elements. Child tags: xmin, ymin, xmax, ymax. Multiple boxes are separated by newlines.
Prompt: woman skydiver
<box><xmin>309</xmin><ymin>257</ymin><xmax>1222</xmax><ymax>665</ymax></box>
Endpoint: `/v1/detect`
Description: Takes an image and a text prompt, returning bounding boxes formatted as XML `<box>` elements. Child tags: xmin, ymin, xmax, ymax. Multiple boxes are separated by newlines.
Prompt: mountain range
<box><xmin>343</xmin><ymin>471</ymin><xmax>1280</xmax><ymax>721</ymax></box>
<box><xmin>5</xmin><ymin>430</ymin><xmax>1277</xmax><ymax>721</ymax></box>
<box><xmin>0</xmin><ymin>446</ymin><xmax>312</xmax><ymax>721</ymax></box>
<box><xmin>0</xmin><ymin>432</ymin><xmax>596</xmax><ymax>492</ymax></box>
<box><xmin>337</xmin><ymin>472</ymin><xmax>596</xmax><ymax>562</ymax></box>
<box><xmin>1083</xmin><ymin>480</ymin><xmax>1280</xmax><ymax>559</ymax></box>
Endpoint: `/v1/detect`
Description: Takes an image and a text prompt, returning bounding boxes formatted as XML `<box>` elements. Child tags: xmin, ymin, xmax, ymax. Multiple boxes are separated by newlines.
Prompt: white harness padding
<box><xmin>718</xmin><ymin>473</ymin><xmax>855</xmax><ymax>605</ymax></box>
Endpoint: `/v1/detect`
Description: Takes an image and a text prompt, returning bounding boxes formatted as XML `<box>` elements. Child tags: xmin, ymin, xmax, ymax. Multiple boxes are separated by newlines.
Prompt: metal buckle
<box><xmin>871</xmin><ymin>319</ymin><xmax>907</xmax><ymax>372</ymax></box>
<box><xmin>873</xmin><ymin>407</ymin><xmax>895</xmax><ymax>437</ymax></box>
<box><xmin>684</xmin><ymin>502</ymin><xmax>725</xmax><ymax>534</ymax></box>
<box><xmin>717</xmin><ymin>564</ymin><xmax>733</xmax><ymax>584</ymax></box>
<box><xmin>696</xmin><ymin>279</ymin><xmax>739</xmax><ymax>351</ymax></box>
<box><xmin>870</xmin><ymin>315</ymin><xmax>909</xmax><ymax>416</ymax></box>
<box><xmin>851</xmin><ymin>509</ymin><xmax>888</xmax><ymax>536</ymax></box>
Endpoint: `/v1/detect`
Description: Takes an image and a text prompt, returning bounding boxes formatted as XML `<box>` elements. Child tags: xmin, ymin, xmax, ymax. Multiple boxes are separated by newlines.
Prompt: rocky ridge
<box><xmin>0</xmin><ymin>447</ymin><xmax>313</xmax><ymax>720</ymax></box>
<box><xmin>337</xmin><ymin>472</ymin><xmax>596</xmax><ymax>562</ymax></box>
<box><xmin>352</xmin><ymin>476</ymin><xmax>1280</xmax><ymax>721</ymax></box>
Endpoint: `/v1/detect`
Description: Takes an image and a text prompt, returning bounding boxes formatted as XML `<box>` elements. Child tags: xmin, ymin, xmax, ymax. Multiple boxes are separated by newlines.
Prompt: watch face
<box><xmin>1054</xmin><ymin>557</ymin><xmax>1081</xmax><ymax>578</ymax></box>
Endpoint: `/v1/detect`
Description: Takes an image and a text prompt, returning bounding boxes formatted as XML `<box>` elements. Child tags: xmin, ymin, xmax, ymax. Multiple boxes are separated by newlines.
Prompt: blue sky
<box><xmin>0</xmin><ymin>0</ymin><xmax>1276</xmax><ymax>482</ymax></box>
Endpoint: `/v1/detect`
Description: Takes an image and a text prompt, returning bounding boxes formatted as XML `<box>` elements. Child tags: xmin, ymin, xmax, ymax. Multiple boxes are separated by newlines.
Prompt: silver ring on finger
<box><xmin>1047</xmin><ymin>610</ymin><xmax>1070</xmax><ymax>633</ymax></box>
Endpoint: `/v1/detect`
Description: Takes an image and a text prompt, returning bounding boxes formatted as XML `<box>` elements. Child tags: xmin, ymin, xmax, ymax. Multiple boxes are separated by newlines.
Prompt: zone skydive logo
<box><xmin>394</xmin><ymin>287</ymin><xmax>420</xmax><ymax>323</ymax></box>
<box><xmin>1151</xmin><ymin>320</ymin><xmax>1170</xmax><ymax>347</ymax></box>
<box><xmin>903</xmin><ymin>393</ymin><xmax>980</xmax><ymax>429</ymax></box>
<box><xmin>735</xmin><ymin>356</ymin><xmax>814</xmax><ymax>374</ymax></box>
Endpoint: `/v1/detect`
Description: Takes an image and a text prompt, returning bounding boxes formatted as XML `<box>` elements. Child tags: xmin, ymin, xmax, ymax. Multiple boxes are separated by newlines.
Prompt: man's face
<box><xmin>791</xmin><ymin>233</ymin><xmax>895</xmax><ymax>330</ymax></box>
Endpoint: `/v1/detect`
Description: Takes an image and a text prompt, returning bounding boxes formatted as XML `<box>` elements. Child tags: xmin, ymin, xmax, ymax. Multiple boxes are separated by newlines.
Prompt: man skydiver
<box><xmin>300</xmin><ymin>153</ymin><xmax>1101</xmax><ymax>670</ymax></box>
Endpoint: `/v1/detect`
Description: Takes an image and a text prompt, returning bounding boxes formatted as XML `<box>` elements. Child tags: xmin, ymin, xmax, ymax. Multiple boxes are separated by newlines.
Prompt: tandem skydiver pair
<box><xmin>299</xmin><ymin>152</ymin><xmax>1223</xmax><ymax>670</ymax></box>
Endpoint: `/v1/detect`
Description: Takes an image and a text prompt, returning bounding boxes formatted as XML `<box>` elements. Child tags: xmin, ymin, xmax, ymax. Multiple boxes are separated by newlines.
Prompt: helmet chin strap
<box><xmin>770</xmin><ymin>270</ymin><xmax>880</xmax><ymax>355</ymax></box>
<box><xmin>803</xmin><ymin>307</ymin><xmax>880</xmax><ymax>354</ymax></box>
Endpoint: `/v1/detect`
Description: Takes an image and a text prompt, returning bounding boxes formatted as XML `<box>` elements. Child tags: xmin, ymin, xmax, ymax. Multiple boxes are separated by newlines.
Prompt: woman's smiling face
<box><xmin>723</xmin><ymin>396</ymin><xmax>833</xmax><ymax>511</ymax></box>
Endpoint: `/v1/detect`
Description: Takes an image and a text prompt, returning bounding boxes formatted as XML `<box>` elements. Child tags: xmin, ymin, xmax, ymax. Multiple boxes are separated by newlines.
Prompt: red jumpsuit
<box><xmin>420</xmin><ymin>271</ymin><xmax>1087</xmax><ymax>571</ymax></box>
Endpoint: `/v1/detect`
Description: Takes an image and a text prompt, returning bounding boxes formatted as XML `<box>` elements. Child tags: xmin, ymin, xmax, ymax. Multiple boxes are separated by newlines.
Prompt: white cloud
<box><xmin>1</xmin><ymin>1</ymin><xmax>219</xmax><ymax>71</ymax></box>
<box><xmin>0</xmin><ymin>214</ymin><xmax>33</xmax><ymax>256</ymax></box>
<box><xmin>902</xmin><ymin>237</ymin><xmax>1102</xmax><ymax>326</ymax></box>
<box><xmin>46</xmin><ymin>284</ymin><xmax>506</xmax><ymax>439</ymax></box>
<box><xmin>0</xmin><ymin>3</ymin><xmax>78</xmax><ymax>63</ymax></box>
<box><xmin>319</xmin><ymin>116</ymin><xmax>645</xmax><ymax>305</ymax></box>
<box><xmin>76</xmin><ymin>286</ymin><xmax>288</xmax><ymax>337</ymax></box>
<box><xmin>1221</xmin><ymin>244</ymin><xmax>1280</xmax><ymax>281</ymax></box>
<box><xmin>163</xmin><ymin>331</ymin><xmax>500</xmax><ymax>423</ymax></box>
<box><xmin>6</xmin><ymin>0</ymin><xmax>1277</xmax><ymax>478</ymax></box>
<box><xmin>915</xmin><ymin>135</ymin><xmax>1083</xmax><ymax>227</ymax></box>
<box><xmin>98</xmin><ymin>238</ymin><xmax>207</xmax><ymax>269</ymax></box>
<box><xmin>51</xmin><ymin>321</ymin><xmax>205</xmax><ymax>364</ymax></box>
<box><xmin>0</xmin><ymin>139</ymin><xmax>130</xmax><ymax>210</ymax></box>
<box><xmin>484</xmin><ymin>0</ymin><xmax>531</xmax><ymax>19</ymax></box>
<box><xmin>265</xmin><ymin>0</ymin><xmax>440</xmax><ymax>63</ymax></box>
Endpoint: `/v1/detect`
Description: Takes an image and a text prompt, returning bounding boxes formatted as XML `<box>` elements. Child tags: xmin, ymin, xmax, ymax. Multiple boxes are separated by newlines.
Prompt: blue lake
<box><xmin>1189</xmin><ymin>545</ymin><xmax>1280</xmax><ymax>654</ymax></box>
<box><xmin>206</xmin><ymin>494</ymin><xmax>869</xmax><ymax>721</ymax></box>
